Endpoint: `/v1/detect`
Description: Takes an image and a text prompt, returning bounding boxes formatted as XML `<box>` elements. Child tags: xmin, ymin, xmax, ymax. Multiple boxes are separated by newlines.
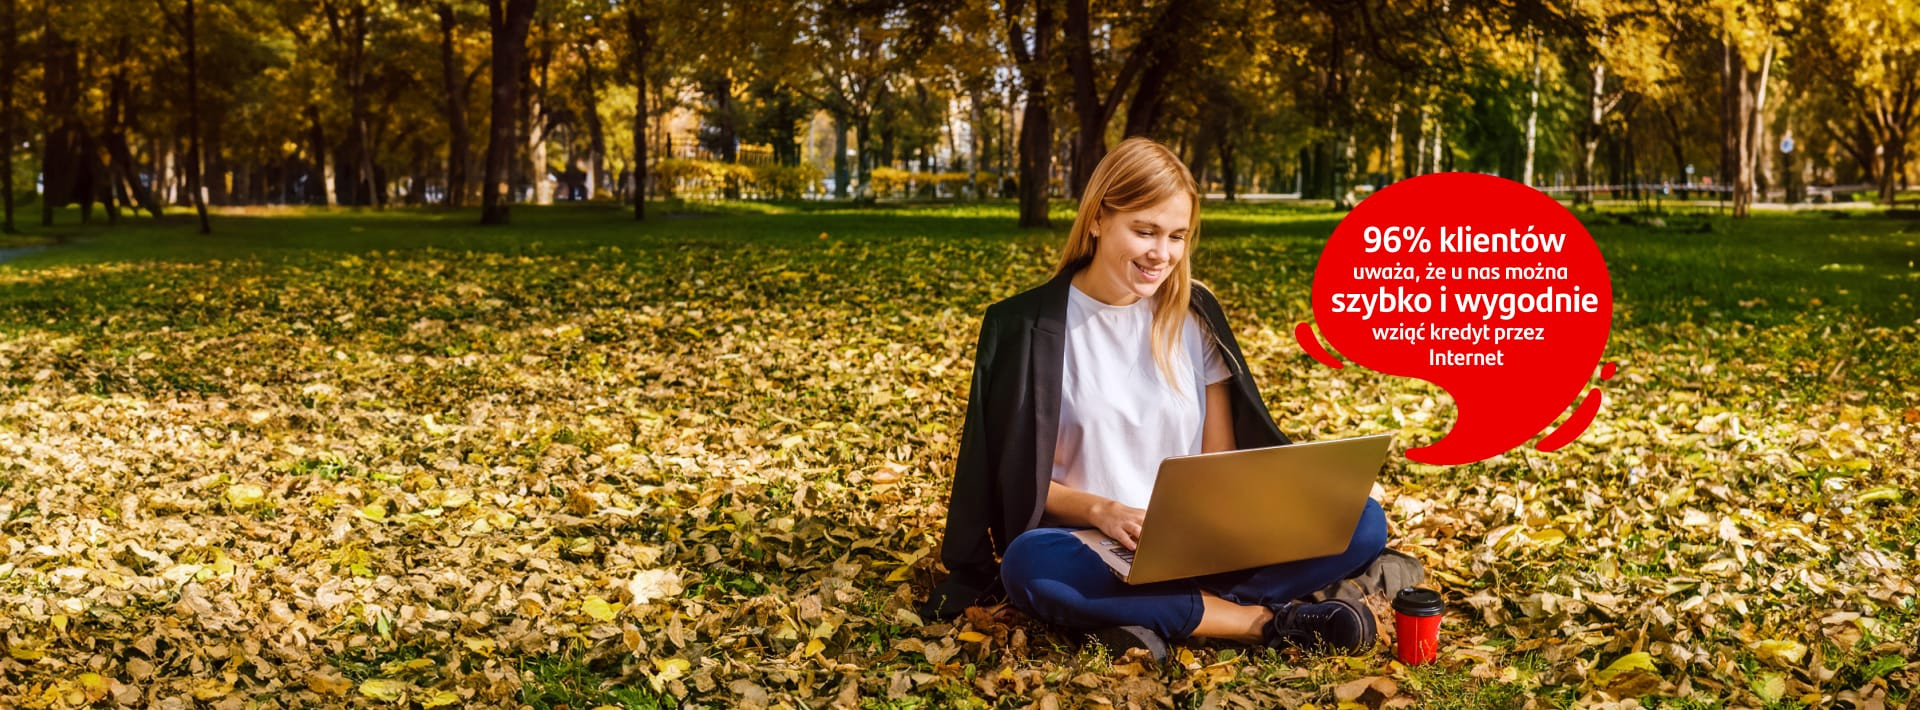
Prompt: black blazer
<box><xmin>920</xmin><ymin>269</ymin><xmax>1294</xmax><ymax>620</ymax></box>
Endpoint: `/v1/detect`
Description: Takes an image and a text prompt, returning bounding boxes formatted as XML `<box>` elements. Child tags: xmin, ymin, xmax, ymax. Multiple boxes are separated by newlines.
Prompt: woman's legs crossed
<box><xmin>1200</xmin><ymin>498</ymin><xmax>1390</xmax><ymax>607</ymax></box>
<box><xmin>998</xmin><ymin>528</ymin><xmax>1204</xmax><ymax>640</ymax></box>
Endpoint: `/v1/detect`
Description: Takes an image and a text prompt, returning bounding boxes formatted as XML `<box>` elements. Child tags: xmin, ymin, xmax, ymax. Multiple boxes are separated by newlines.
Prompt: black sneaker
<box><xmin>1264</xmin><ymin>598</ymin><xmax>1376</xmax><ymax>654</ymax></box>
<box><xmin>1080</xmin><ymin>625</ymin><xmax>1169</xmax><ymax>663</ymax></box>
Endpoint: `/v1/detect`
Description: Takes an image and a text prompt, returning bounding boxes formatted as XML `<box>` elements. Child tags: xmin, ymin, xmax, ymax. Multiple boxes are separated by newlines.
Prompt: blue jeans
<box><xmin>998</xmin><ymin>498</ymin><xmax>1388</xmax><ymax>640</ymax></box>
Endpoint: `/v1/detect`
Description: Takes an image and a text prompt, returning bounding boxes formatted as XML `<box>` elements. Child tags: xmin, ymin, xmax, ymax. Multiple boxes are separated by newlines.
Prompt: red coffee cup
<box><xmin>1392</xmin><ymin>587</ymin><xmax>1444</xmax><ymax>665</ymax></box>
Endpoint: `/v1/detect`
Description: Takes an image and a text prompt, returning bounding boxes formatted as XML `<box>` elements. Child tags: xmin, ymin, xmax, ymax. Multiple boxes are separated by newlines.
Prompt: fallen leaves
<box><xmin>628</xmin><ymin>568</ymin><xmax>684</xmax><ymax>605</ymax></box>
<box><xmin>0</xmin><ymin>209</ymin><xmax>1913</xmax><ymax>707</ymax></box>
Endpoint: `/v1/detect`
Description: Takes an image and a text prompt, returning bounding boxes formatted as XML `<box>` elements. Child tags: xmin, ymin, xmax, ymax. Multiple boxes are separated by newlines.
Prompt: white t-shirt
<box><xmin>1051</xmin><ymin>283</ymin><xmax>1234</xmax><ymax>510</ymax></box>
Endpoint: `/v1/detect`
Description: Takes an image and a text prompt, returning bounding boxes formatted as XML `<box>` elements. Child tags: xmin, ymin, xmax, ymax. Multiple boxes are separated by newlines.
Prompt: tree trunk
<box><xmin>706</xmin><ymin>75</ymin><xmax>737</xmax><ymax>198</ymax></box>
<box><xmin>1415</xmin><ymin>98</ymin><xmax>1432</xmax><ymax>177</ymax></box>
<box><xmin>1220</xmin><ymin>134</ymin><xmax>1238</xmax><ymax>201</ymax></box>
<box><xmin>438</xmin><ymin>2</ymin><xmax>469</xmax><ymax>207</ymax></box>
<box><xmin>1006</xmin><ymin>0</ymin><xmax>1053</xmax><ymax>228</ymax></box>
<box><xmin>1746</xmin><ymin>44</ymin><xmax>1774</xmax><ymax>206</ymax></box>
<box><xmin>1064</xmin><ymin>0</ymin><xmax>1102</xmax><ymax>198</ymax></box>
<box><xmin>104</xmin><ymin>44</ymin><xmax>162</xmax><ymax>218</ymax></box>
<box><xmin>184</xmin><ymin>0</ymin><xmax>210</xmax><ymax>232</ymax></box>
<box><xmin>854</xmin><ymin>113</ymin><xmax>872</xmax><ymax>199</ymax></box>
<box><xmin>1720</xmin><ymin>34</ymin><xmax>1766</xmax><ymax>218</ymax></box>
<box><xmin>1661</xmin><ymin>105</ymin><xmax>1688</xmax><ymax>181</ymax></box>
<box><xmin>576</xmin><ymin>42</ymin><xmax>606</xmax><ymax>200</ymax></box>
<box><xmin>1523</xmin><ymin>31</ymin><xmax>1541</xmax><ymax>187</ymax></box>
<box><xmin>1577</xmin><ymin>58</ymin><xmax>1607</xmax><ymax>207</ymax></box>
<box><xmin>1385</xmin><ymin>100</ymin><xmax>1400</xmax><ymax>184</ymax></box>
<box><xmin>626</xmin><ymin>0</ymin><xmax>649</xmax><ymax>220</ymax></box>
<box><xmin>307</xmin><ymin>105</ymin><xmax>334</xmax><ymax>206</ymax></box>
<box><xmin>324</xmin><ymin>1</ymin><xmax>375</xmax><ymax>207</ymax></box>
<box><xmin>1120</xmin><ymin>4</ymin><xmax>1197</xmax><ymax>142</ymax></box>
<box><xmin>832</xmin><ymin>112</ymin><xmax>849</xmax><ymax>198</ymax></box>
<box><xmin>205</xmin><ymin>120</ymin><xmax>227</xmax><ymax>206</ymax></box>
<box><xmin>482</xmin><ymin>0</ymin><xmax>536</xmax><ymax>225</ymax></box>
<box><xmin>525</xmin><ymin>38</ymin><xmax>553</xmax><ymax>205</ymax></box>
<box><xmin>407</xmin><ymin>138</ymin><xmax>428</xmax><ymax>205</ymax></box>
<box><xmin>40</xmin><ymin>18</ymin><xmax>90</xmax><ymax>226</ymax></box>
<box><xmin>0</xmin><ymin>0</ymin><xmax>14</xmax><ymax>233</ymax></box>
<box><xmin>1325</xmin><ymin>15</ymin><xmax>1355</xmax><ymax>209</ymax></box>
<box><xmin>966</xmin><ymin>86</ymin><xmax>984</xmax><ymax>199</ymax></box>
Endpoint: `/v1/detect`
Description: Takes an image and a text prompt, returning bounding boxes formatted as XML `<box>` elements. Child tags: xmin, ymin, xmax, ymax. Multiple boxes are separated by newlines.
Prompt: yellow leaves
<box><xmin>189</xmin><ymin>678</ymin><xmax>234</xmax><ymax>700</ymax></box>
<box><xmin>224</xmin><ymin>483</ymin><xmax>266</xmax><ymax>509</ymax></box>
<box><xmin>382</xmin><ymin>658</ymin><xmax>436</xmax><ymax>676</ymax></box>
<box><xmin>350</xmin><ymin>665</ymin><xmax>455</xmax><ymax>705</ymax></box>
<box><xmin>1855</xmin><ymin>486</ymin><xmax>1903</xmax><ymax>505</ymax></box>
<box><xmin>649</xmin><ymin>657</ymin><xmax>691</xmax><ymax>692</ymax></box>
<box><xmin>358</xmin><ymin>678</ymin><xmax>409</xmax><ymax>702</ymax></box>
<box><xmin>582</xmin><ymin>596</ymin><xmax>621</xmax><ymax>622</ymax></box>
<box><xmin>893</xmin><ymin>637</ymin><xmax>961</xmax><ymax>665</ymax></box>
<box><xmin>1175</xmin><ymin>647</ymin><xmax>1200</xmax><ymax>670</ymax></box>
<box><xmin>75</xmin><ymin>673</ymin><xmax>109</xmax><ymax>703</ymax></box>
<box><xmin>5</xmin><ymin>210</ymin><xmax>1918</xmax><ymax>708</ymax></box>
<box><xmin>356</xmin><ymin>499</ymin><xmax>389</xmax><ymax>521</ymax></box>
<box><xmin>1482</xmin><ymin>523</ymin><xmax>1570</xmax><ymax>554</ymax></box>
<box><xmin>1591</xmin><ymin>651</ymin><xmax>1661</xmax><ymax>695</ymax></box>
<box><xmin>306</xmin><ymin>670</ymin><xmax>354</xmax><ymax>695</ymax></box>
<box><xmin>32</xmin><ymin>672</ymin><xmax>115</xmax><ymax>708</ymax></box>
<box><xmin>461</xmin><ymin>637</ymin><xmax>497</xmax><ymax>658</ymax></box>
<box><xmin>1750</xmin><ymin>638</ymin><xmax>1808</xmax><ymax>666</ymax></box>
<box><xmin>1187</xmin><ymin>659</ymin><xmax>1238</xmax><ymax>689</ymax></box>
<box><xmin>7</xmin><ymin>640</ymin><xmax>47</xmax><ymax>661</ymax></box>
<box><xmin>1751</xmin><ymin>671</ymin><xmax>1788</xmax><ymax>704</ymax></box>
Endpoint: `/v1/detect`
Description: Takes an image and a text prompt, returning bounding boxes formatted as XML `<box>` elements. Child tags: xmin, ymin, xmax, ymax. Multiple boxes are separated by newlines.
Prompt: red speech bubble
<box><xmin>1295</xmin><ymin>173</ymin><xmax>1614</xmax><ymax>465</ymax></box>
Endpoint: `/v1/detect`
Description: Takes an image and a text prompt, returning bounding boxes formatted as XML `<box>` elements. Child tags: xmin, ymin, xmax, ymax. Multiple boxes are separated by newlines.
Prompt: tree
<box><xmin>481</xmin><ymin>0</ymin><xmax>536</xmax><ymax>225</ymax></box>
<box><xmin>318</xmin><ymin>0</ymin><xmax>381</xmax><ymax>207</ymax></box>
<box><xmin>1061</xmin><ymin>0</ymin><xmax>1194</xmax><ymax>197</ymax></box>
<box><xmin>156</xmin><ymin>0</ymin><xmax>212</xmax><ymax>232</ymax></box>
<box><xmin>0</xmin><ymin>0</ymin><xmax>15</xmax><ymax>233</ymax></box>
<box><xmin>624</xmin><ymin>0</ymin><xmax>651</xmax><ymax>219</ymax></box>
<box><xmin>1706</xmin><ymin>0</ymin><xmax>1790</xmax><ymax>217</ymax></box>
<box><xmin>1004</xmin><ymin>0</ymin><xmax>1052</xmax><ymax>227</ymax></box>
<box><xmin>1797</xmin><ymin>0</ymin><xmax>1919</xmax><ymax>207</ymax></box>
<box><xmin>799</xmin><ymin>0</ymin><xmax>928</xmax><ymax>201</ymax></box>
<box><xmin>438</xmin><ymin>2</ymin><xmax>476</xmax><ymax>207</ymax></box>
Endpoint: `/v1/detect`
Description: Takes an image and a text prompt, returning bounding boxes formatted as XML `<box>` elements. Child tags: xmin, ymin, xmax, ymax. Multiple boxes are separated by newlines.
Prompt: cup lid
<box><xmin>1392</xmin><ymin>587</ymin><xmax>1444</xmax><ymax>616</ymax></box>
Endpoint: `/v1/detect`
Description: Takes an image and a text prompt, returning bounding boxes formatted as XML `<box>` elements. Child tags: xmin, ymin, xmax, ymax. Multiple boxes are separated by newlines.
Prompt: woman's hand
<box><xmin>1088</xmin><ymin>498</ymin><xmax>1148</xmax><ymax>550</ymax></box>
<box><xmin>1045</xmin><ymin>480</ymin><xmax>1149</xmax><ymax>549</ymax></box>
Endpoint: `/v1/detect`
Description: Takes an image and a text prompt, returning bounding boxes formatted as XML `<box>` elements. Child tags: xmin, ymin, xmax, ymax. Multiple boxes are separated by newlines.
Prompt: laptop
<box><xmin>1071</xmin><ymin>434</ymin><xmax>1391</xmax><ymax>585</ymax></box>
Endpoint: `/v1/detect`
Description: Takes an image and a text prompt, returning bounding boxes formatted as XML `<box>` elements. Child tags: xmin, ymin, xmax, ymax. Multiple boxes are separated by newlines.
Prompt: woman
<box><xmin>922</xmin><ymin>137</ymin><xmax>1416</xmax><ymax>658</ymax></box>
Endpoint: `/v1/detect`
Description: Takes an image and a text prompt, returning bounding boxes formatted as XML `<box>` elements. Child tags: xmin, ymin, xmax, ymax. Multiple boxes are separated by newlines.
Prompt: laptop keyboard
<box><xmin>1099</xmin><ymin>539</ymin><xmax>1136</xmax><ymax>563</ymax></box>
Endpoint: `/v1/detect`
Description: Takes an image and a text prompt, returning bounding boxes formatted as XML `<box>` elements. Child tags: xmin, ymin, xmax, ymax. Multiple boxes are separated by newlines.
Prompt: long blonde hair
<box><xmin>1054</xmin><ymin>137</ymin><xmax>1207</xmax><ymax>394</ymax></box>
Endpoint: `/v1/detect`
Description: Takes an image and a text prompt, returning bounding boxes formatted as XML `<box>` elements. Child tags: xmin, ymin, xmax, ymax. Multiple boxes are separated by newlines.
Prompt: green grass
<box><xmin>5</xmin><ymin>200</ymin><xmax>1911</xmax><ymax>329</ymax></box>
<box><xmin>520</xmin><ymin>651</ymin><xmax>676</xmax><ymax>710</ymax></box>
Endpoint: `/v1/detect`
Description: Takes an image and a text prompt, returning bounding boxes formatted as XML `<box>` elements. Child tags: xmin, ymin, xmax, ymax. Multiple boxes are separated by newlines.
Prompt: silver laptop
<box><xmin>1072</xmin><ymin>434</ymin><xmax>1390</xmax><ymax>585</ymax></box>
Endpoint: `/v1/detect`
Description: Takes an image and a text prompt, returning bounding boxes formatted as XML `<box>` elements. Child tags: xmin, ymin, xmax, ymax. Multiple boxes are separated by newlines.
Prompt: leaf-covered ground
<box><xmin>0</xmin><ymin>203</ymin><xmax>1915</xmax><ymax>709</ymax></box>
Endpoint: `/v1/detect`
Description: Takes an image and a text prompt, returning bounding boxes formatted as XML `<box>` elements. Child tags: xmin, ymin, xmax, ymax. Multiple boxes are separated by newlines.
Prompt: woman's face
<box><xmin>1082</xmin><ymin>193</ymin><xmax>1193</xmax><ymax>305</ymax></box>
